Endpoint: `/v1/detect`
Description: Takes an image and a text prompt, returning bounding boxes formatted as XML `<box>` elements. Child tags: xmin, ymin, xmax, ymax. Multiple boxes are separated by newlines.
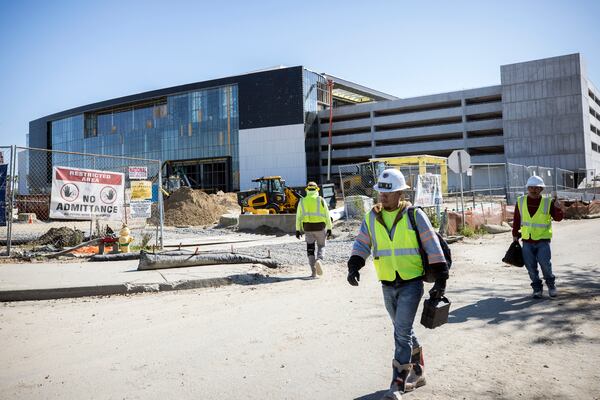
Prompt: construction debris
<box><xmin>32</xmin><ymin>227</ymin><xmax>85</xmax><ymax>249</ymax></box>
<box><xmin>564</xmin><ymin>200</ymin><xmax>600</xmax><ymax>219</ymax></box>
<box><xmin>46</xmin><ymin>238</ymin><xmax>101</xmax><ymax>259</ymax></box>
<box><xmin>481</xmin><ymin>223</ymin><xmax>512</xmax><ymax>234</ymax></box>
<box><xmin>137</xmin><ymin>250</ymin><xmax>280</xmax><ymax>270</ymax></box>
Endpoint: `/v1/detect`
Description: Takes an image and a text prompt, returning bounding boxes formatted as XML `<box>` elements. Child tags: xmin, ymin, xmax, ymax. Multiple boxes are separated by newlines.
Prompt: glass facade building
<box><xmin>29</xmin><ymin>66</ymin><xmax>392</xmax><ymax>192</ymax></box>
<box><xmin>51</xmin><ymin>85</ymin><xmax>238</xmax><ymax>191</ymax></box>
<box><xmin>302</xmin><ymin>69</ymin><xmax>329</xmax><ymax>180</ymax></box>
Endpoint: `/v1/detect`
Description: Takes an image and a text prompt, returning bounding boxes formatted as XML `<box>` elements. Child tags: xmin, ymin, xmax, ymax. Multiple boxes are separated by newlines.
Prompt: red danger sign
<box><xmin>50</xmin><ymin>166</ymin><xmax>125</xmax><ymax>220</ymax></box>
<box><xmin>55</xmin><ymin>167</ymin><xmax>123</xmax><ymax>185</ymax></box>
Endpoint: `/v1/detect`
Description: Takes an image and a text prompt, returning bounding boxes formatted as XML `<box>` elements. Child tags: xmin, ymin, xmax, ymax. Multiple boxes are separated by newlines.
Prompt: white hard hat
<box><xmin>526</xmin><ymin>175</ymin><xmax>546</xmax><ymax>188</ymax></box>
<box><xmin>373</xmin><ymin>168</ymin><xmax>410</xmax><ymax>192</ymax></box>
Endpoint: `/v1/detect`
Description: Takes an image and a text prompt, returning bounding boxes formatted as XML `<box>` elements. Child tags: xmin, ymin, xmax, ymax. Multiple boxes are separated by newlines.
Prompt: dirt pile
<box><xmin>162</xmin><ymin>188</ymin><xmax>239</xmax><ymax>226</ymax></box>
<box><xmin>33</xmin><ymin>227</ymin><xmax>84</xmax><ymax>248</ymax></box>
<box><xmin>213</xmin><ymin>191</ymin><xmax>240</xmax><ymax>211</ymax></box>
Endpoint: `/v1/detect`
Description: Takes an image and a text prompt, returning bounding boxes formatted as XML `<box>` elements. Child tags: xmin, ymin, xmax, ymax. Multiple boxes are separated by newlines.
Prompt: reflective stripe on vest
<box><xmin>366</xmin><ymin>209</ymin><xmax>423</xmax><ymax>281</ymax></box>
<box><xmin>300</xmin><ymin>195</ymin><xmax>326</xmax><ymax>221</ymax></box>
<box><xmin>518</xmin><ymin>195</ymin><xmax>552</xmax><ymax>240</ymax></box>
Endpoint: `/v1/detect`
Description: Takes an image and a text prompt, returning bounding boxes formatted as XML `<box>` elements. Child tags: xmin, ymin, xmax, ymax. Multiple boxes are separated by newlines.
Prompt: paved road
<box><xmin>1</xmin><ymin>219</ymin><xmax>599</xmax><ymax>399</ymax></box>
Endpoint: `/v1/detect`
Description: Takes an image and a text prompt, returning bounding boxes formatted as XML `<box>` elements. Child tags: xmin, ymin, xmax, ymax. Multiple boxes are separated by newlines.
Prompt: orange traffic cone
<box><xmin>27</xmin><ymin>214</ymin><xmax>33</xmax><ymax>224</ymax></box>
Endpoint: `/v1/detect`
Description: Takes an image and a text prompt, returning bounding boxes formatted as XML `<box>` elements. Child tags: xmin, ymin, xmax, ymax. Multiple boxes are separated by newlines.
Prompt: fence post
<box><xmin>553</xmin><ymin>167</ymin><xmax>558</xmax><ymax>195</ymax></box>
<box><xmin>594</xmin><ymin>169</ymin><xmax>597</xmax><ymax>200</ymax></box>
<box><xmin>157</xmin><ymin>161</ymin><xmax>164</xmax><ymax>249</ymax></box>
<box><xmin>487</xmin><ymin>164</ymin><xmax>492</xmax><ymax>199</ymax></box>
<box><xmin>504</xmin><ymin>163</ymin><xmax>511</xmax><ymax>204</ymax></box>
<box><xmin>6</xmin><ymin>145</ymin><xmax>16</xmax><ymax>255</ymax></box>
<box><xmin>339</xmin><ymin>169</ymin><xmax>347</xmax><ymax>223</ymax></box>
<box><xmin>582</xmin><ymin>169</ymin><xmax>587</xmax><ymax>201</ymax></box>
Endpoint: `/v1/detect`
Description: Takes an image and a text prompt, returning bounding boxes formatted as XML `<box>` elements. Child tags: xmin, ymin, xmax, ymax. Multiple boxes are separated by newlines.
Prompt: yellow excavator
<box><xmin>237</xmin><ymin>176</ymin><xmax>302</xmax><ymax>214</ymax></box>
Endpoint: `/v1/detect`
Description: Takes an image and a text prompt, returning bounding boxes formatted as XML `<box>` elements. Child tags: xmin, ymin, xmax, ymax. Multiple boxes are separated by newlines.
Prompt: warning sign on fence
<box><xmin>50</xmin><ymin>166</ymin><xmax>124</xmax><ymax>220</ymax></box>
<box><xmin>130</xmin><ymin>200</ymin><xmax>152</xmax><ymax>219</ymax></box>
<box><xmin>130</xmin><ymin>180</ymin><xmax>152</xmax><ymax>200</ymax></box>
<box><xmin>128</xmin><ymin>166</ymin><xmax>148</xmax><ymax>180</ymax></box>
<box><xmin>414</xmin><ymin>173</ymin><xmax>443</xmax><ymax>207</ymax></box>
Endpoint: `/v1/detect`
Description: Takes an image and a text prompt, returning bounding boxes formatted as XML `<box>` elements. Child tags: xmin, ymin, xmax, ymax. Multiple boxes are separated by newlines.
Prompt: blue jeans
<box><xmin>522</xmin><ymin>241</ymin><xmax>555</xmax><ymax>291</ymax></box>
<box><xmin>382</xmin><ymin>280</ymin><xmax>424</xmax><ymax>381</ymax></box>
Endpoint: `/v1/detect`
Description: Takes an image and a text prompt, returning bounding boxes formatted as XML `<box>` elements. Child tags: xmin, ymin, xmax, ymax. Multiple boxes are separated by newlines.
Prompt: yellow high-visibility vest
<box><xmin>365</xmin><ymin>209</ymin><xmax>424</xmax><ymax>281</ymax></box>
<box><xmin>299</xmin><ymin>193</ymin><xmax>328</xmax><ymax>224</ymax></box>
<box><xmin>518</xmin><ymin>195</ymin><xmax>552</xmax><ymax>240</ymax></box>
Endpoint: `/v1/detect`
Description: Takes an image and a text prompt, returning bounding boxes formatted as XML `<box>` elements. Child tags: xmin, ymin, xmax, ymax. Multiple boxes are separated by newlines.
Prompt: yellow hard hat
<box><xmin>306</xmin><ymin>181</ymin><xmax>319</xmax><ymax>191</ymax></box>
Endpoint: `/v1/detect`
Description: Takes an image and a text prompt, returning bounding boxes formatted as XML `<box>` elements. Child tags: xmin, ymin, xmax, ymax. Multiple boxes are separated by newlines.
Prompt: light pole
<box><xmin>326</xmin><ymin>79</ymin><xmax>334</xmax><ymax>182</ymax></box>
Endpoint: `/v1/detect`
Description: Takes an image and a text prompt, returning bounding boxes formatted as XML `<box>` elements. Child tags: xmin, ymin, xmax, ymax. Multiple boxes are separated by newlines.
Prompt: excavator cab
<box><xmin>237</xmin><ymin>176</ymin><xmax>301</xmax><ymax>214</ymax></box>
<box><xmin>258</xmin><ymin>177</ymin><xmax>286</xmax><ymax>205</ymax></box>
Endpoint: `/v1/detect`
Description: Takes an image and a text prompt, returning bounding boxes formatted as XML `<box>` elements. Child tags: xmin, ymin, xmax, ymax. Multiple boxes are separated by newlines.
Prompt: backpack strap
<box><xmin>407</xmin><ymin>207</ymin><xmax>422</xmax><ymax>246</ymax></box>
<box><xmin>407</xmin><ymin>207</ymin><xmax>427</xmax><ymax>264</ymax></box>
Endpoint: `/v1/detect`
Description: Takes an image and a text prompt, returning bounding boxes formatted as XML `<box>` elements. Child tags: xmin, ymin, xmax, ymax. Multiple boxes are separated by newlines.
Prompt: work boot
<box><xmin>381</xmin><ymin>361</ymin><xmax>412</xmax><ymax>400</ymax></box>
<box><xmin>315</xmin><ymin>259</ymin><xmax>323</xmax><ymax>276</ymax></box>
<box><xmin>548</xmin><ymin>285</ymin><xmax>557</xmax><ymax>298</ymax></box>
<box><xmin>405</xmin><ymin>346</ymin><xmax>426</xmax><ymax>392</ymax></box>
<box><xmin>532</xmin><ymin>289</ymin><xmax>543</xmax><ymax>299</ymax></box>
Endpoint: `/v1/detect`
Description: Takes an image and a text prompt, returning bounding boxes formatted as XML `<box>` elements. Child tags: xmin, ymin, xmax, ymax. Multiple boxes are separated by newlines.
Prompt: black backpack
<box><xmin>407</xmin><ymin>207</ymin><xmax>452</xmax><ymax>283</ymax></box>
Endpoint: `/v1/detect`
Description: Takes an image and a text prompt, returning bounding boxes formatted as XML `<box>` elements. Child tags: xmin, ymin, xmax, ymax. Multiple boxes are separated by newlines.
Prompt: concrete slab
<box><xmin>238</xmin><ymin>214</ymin><xmax>296</xmax><ymax>233</ymax></box>
<box><xmin>0</xmin><ymin>260</ymin><xmax>260</xmax><ymax>302</ymax></box>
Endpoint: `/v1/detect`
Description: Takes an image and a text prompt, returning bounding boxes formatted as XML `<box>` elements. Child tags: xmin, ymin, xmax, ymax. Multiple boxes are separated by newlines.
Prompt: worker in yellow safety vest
<box><xmin>295</xmin><ymin>181</ymin><xmax>332</xmax><ymax>278</ymax></box>
<box><xmin>513</xmin><ymin>175</ymin><xmax>566</xmax><ymax>298</ymax></box>
<box><xmin>347</xmin><ymin>168</ymin><xmax>449</xmax><ymax>399</ymax></box>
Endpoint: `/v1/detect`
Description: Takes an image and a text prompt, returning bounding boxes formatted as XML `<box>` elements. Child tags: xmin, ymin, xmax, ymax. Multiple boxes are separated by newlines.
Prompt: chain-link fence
<box><xmin>336</xmin><ymin>158</ymin><xmax>598</xmax><ymax>213</ymax></box>
<box><xmin>1</xmin><ymin>146</ymin><xmax>164</xmax><ymax>255</ymax></box>
<box><xmin>337</xmin><ymin>162</ymin><xmax>377</xmax><ymax>219</ymax></box>
<box><xmin>336</xmin><ymin>160</ymin><xmax>446</xmax><ymax>219</ymax></box>
<box><xmin>505</xmin><ymin>163</ymin><xmax>598</xmax><ymax>203</ymax></box>
<box><xmin>0</xmin><ymin>146</ymin><xmax>14</xmax><ymax>246</ymax></box>
<box><xmin>447</xmin><ymin>163</ymin><xmax>506</xmax><ymax>194</ymax></box>
<box><xmin>577</xmin><ymin>168</ymin><xmax>600</xmax><ymax>200</ymax></box>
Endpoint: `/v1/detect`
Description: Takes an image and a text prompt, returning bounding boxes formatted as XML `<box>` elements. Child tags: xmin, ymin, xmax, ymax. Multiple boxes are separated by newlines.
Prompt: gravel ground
<box><xmin>1</xmin><ymin>218</ymin><xmax>363</xmax><ymax>265</ymax></box>
<box><xmin>149</xmin><ymin>219</ymin><xmax>361</xmax><ymax>271</ymax></box>
<box><xmin>221</xmin><ymin>219</ymin><xmax>360</xmax><ymax>269</ymax></box>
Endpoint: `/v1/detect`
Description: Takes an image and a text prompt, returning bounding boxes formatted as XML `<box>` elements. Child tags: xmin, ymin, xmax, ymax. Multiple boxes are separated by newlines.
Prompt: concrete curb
<box><xmin>0</xmin><ymin>276</ymin><xmax>234</xmax><ymax>302</ymax></box>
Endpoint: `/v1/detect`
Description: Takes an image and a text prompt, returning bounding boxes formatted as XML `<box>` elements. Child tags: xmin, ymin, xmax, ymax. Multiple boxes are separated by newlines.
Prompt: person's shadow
<box><xmin>354</xmin><ymin>390</ymin><xmax>387</xmax><ymax>400</ymax></box>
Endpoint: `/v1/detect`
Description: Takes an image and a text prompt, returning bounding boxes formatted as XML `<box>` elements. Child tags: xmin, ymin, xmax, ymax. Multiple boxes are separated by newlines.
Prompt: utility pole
<box><xmin>326</xmin><ymin>79</ymin><xmax>334</xmax><ymax>182</ymax></box>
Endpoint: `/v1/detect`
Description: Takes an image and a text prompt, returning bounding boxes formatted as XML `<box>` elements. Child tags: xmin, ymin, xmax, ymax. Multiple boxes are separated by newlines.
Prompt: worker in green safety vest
<box><xmin>295</xmin><ymin>181</ymin><xmax>332</xmax><ymax>278</ymax></box>
<box><xmin>513</xmin><ymin>175</ymin><xmax>565</xmax><ymax>298</ymax></box>
<box><xmin>346</xmin><ymin>168</ymin><xmax>449</xmax><ymax>399</ymax></box>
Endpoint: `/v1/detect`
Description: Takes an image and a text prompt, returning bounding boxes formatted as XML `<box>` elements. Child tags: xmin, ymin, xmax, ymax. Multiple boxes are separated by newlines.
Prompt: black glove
<box><xmin>295</xmin><ymin>230</ymin><xmax>303</xmax><ymax>240</ymax></box>
<box><xmin>429</xmin><ymin>278</ymin><xmax>447</xmax><ymax>299</ymax></box>
<box><xmin>326</xmin><ymin>229</ymin><xmax>332</xmax><ymax>239</ymax></box>
<box><xmin>347</xmin><ymin>255</ymin><xmax>365</xmax><ymax>287</ymax></box>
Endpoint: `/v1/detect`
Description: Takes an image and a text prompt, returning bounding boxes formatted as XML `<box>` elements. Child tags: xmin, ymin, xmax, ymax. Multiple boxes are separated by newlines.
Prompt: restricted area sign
<box><xmin>448</xmin><ymin>149</ymin><xmax>471</xmax><ymax>173</ymax></box>
<box><xmin>50</xmin><ymin>166</ymin><xmax>124</xmax><ymax>220</ymax></box>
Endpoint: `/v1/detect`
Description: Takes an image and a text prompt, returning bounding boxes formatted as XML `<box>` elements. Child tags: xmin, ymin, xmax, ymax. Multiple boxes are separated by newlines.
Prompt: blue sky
<box><xmin>0</xmin><ymin>0</ymin><xmax>599</xmax><ymax>146</ymax></box>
